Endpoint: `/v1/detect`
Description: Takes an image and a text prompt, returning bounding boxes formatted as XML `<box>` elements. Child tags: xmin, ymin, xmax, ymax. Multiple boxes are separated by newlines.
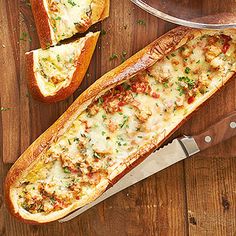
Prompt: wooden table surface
<box><xmin>0</xmin><ymin>0</ymin><xmax>236</xmax><ymax>235</ymax></box>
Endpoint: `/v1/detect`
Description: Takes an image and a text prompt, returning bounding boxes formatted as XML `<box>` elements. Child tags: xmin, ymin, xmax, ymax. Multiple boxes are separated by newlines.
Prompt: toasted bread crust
<box><xmin>5</xmin><ymin>20</ymin><xmax>236</xmax><ymax>224</ymax></box>
<box><xmin>26</xmin><ymin>32</ymin><xmax>100</xmax><ymax>103</ymax></box>
<box><xmin>30</xmin><ymin>0</ymin><xmax>52</xmax><ymax>49</ymax></box>
<box><xmin>30</xmin><ymin>0</ymin><xmax>109</xmax><ymax>48</ymax></box>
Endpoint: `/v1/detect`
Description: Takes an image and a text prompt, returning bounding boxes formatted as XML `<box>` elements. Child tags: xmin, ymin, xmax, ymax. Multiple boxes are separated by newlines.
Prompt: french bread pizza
<box><xmin>30</xmin><ymin>0</ymin><xmax>110</xmax><ymax>48</ymax></box>
<box><xmin>5</xmin><ymin>26</ymin><xmax>236</xmax><ymax>224</ymax></box>
<box><xmin>26</xmin><ymin>32</ymin><xmax>99</xmax><ymax>103</ymax></box>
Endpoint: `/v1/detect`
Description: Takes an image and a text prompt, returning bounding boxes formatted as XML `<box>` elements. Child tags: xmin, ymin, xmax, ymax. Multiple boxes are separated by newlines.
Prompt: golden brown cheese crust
<box><xmin>26</xmin><ymin>32</ymin><xmax>100</xmax><ymax>103</ymax></box>
<box><xmin>5</xmin><ymin>19</ymin><xmax>236</xmax><ymax>224</ymax></box>
<box><xmin>30</xmin><ymin>0</ymin><xmax>110</xmax><ymax>48</ymax></box>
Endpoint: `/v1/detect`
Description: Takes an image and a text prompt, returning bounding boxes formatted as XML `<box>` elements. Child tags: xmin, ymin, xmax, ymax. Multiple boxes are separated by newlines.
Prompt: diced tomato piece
<box><xmin>222</xmin><ymin>43</ymin><xmax>230</xmax><ymax>54</ymax></box>
<box><xmin>76</xmin><ymin>196</ymin><xmax>80</xmax><ymax>200</ymax></box>
<box><xmin>188</xmin><ymin>96</ymin><xmax>195</xmax><ymax>104</ymax></box>
<box><xmin>87</xmin><ymin>172</ymin><xmax>93</xmax><ymax>178</ymax></box>
<box><xmin>221</xmin><ymin>34</ymin><xmax>231</xmax><ymax>42</ymax></box>
<box><xmin>221</xmin><ymin>34</ymin><xmax>232</xmax><ymax>54</ymax></box>
<box><xmin>116</xmin><ymin>85</ymin><xmax>124</xmax><ymax>92</ymax></box>
<box><xmin>151</xmin><ymin>92</ymin><xmax>160</xmax><ymax>99</ymax></box>
<box><xmin>118</xmin><ymin>101</ymin><xmax>126</xmax><ymax>106</ymax></box>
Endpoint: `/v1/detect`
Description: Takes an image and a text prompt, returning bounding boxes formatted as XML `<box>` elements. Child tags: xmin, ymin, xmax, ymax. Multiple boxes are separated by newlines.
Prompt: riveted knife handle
<box><xmin>193</xmin><ymin>111</ymin><xmax>236</xmax><ymax>151</ymax></box>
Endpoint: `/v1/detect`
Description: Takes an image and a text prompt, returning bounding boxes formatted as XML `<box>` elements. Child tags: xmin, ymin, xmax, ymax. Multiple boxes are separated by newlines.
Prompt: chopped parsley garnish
<box><xmin>68</xmin><ymin>0</ymin><xmax>76</xmax><ymax>6</ymax></box>
<box><xmin>0</xmin><ymin>107</ymin><xmax>11</xmax><ymax>111</ymax></box>
<box><xmin>119</xmin><ymin>115</ymin><xmax>129</xmax><ymax>128</ymax></box>
<box><xmin>137</xmin><ymin>136</ymin><xmax>143</xmax><ymax>138</ymax></box>
<box><xmin>110</xmin><ymin>53</ymin><xmax>118</xmax><ymax>60</ymax></box>
<box><xmin>56</xmin><ymin>54</ymin><xmax>61</xmax><ymax>62</ymax></box>
<box><xmin>50</xmin><ymin>197</ymin><xmax>56</xmax><ymax>204</ymax></box>
<box><xmin>102</xmin><ymin>131</ymin><xmax>106</xmax><ymax>136</ymax></box>
<box><xmin>185</xmin><ymin>67</ymin><xmax>191</xmax><ymax>74</ymax></box>
<box><xmin>1</xmin><ymin>107</ymin><xmax>10</xmax><ymax>111</ymax></box>
<box><xmin>117</xmin><ymin>142</ymin><xmax>122</xmax><ymax>146</ymax></box>
<box><xmin>178</xmin><ymin>76</ymin><xmax>195</xmax><ymax>89</ymax></box>
<box><xmin>93</xmin><ymin>152</ymin><xmax>100</xmax><ymax>159</ymax></box>
<box><xmin>122</xmin><ymin>82</ymin><xmax>131</xmax><ymax>90</ymax></box>
<box><xmin>19</xmin><ymin>32</ymin><xmax>32</xmax><ymax>42</ymax></box>
<box><xmin>98</xmin><ymin>97</ymin><xmax>104</xmax><ymax>106</ymax></box>
<box><xmin>177</xmin><ymin>76</ymin><xmax>195</xmax><ymax>96</ymax></box>
<box><xmin>102</xmin><ymin>114</ymin><xmax>107</xmax><ymax>119</ymax></box>
<box><xmin>163</xmin><ymin>82</ymin><xmax>169</xmax><ymax>88</ymax></box>
<box><xmin>74</xmin><ymin>137</ymin><xmax>79</xmax><ymax>143</ymax></box>
<box><xmin>68</xmin><ymin>139</ymin><xmax>71</xmax><ymax>145</ymax></box>
<box><xmin>63</xmin><ymin>167</ymin><xmax>71</xmax><ymax>174</ymax></box>
<box><xmin>196</xmin><ymin>60</ymin><xmax>200</xmax><ymax>64</ymax></box>
<box><xmin>55</xmin><ymin>16</ymin><xmax>62</xmax><ymax>20</ymax></box>
<box><xmin>171</xmin><ymin>53</ymin><xmax>176</xmax><ymax>57</ymax></box>
<box><xmin>137</xmin><ymin>19</ymin><xmax>146</xmax><ymax>25</ymax></box>
<box><xmin>177</xmin><ymin>86</ymin><xmax>185</xmax><ymax>96</ymax></box>
<box><xmin>101</xmin><ymin>29</ymin><xmax>106</xmax><ymax>36</ymax></box>
<box><xmin>121</xmin><ymin>50</ymin><xmax>127</xmax><ymax>62</ymax></box>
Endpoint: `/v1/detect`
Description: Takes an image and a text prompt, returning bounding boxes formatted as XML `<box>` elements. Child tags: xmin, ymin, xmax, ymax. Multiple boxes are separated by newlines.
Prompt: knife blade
<box><xmin>59</xmin><ymin>111</ymin><xmax>236</xmax><ymax>222</ymax></box>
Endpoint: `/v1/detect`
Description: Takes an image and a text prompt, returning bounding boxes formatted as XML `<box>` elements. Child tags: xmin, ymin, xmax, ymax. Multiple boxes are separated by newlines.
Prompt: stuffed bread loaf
<box><xmin>30</xmin><ymin>0</ymin><xmax>110</xmax><ymax>48</ymax></box>
<box><xmin>5</xmin><ymin>24</ymin><xmax>236</xmax><ymax>224</ymax></box>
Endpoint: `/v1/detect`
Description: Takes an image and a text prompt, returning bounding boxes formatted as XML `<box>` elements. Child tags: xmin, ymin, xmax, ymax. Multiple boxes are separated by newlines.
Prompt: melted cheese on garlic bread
<box><xmin>44</xmin><ymin>0</ymin><xmax>105</xmax><ymax>44</ymax></box>
<box><xmin>14</xmin><ymin>32</ymin><xmax>236</xmax><ymax>219</ymax></box>
<box><xmin>30</xmin><ymin>32</ymin><xmax>94</xmax><ymax>97</ymax></box>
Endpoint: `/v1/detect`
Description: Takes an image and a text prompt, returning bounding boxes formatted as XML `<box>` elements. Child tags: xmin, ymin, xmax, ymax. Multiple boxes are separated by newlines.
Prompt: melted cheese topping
<box><xmin>15</xmin><ymin>32</ymin><xmax>236</xmax><ymax>217</ymax></box>
<box><xmin>44</xmin><ymin>0</ymin><xmax>93</xmax><ymax>44</ymax></box>
<box><xmin>32</xmin><ymin>33</ymin><xmax>91</xmax><ymax>96</ymax></box>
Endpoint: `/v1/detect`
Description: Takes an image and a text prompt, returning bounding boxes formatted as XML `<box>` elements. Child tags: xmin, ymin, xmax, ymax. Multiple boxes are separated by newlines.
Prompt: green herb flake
<box><xmin>110</xmin><ymin>53</ymin><xmax>118</xmax><ymax>61</ymax></box>
<box><xmin>98</xmin><ymin>97</ymin><xmax>104</xmax><ymax>106</ymax></box>
<box><xmin>121</xmin><ymin>50</ymin><xmax>127</xmax><ymax>62</ymax></box>
<box><xmin>63</xmin><ymin>167</ymin><xmax>71</xmax><ymax>174</ymax></box>
<box><xmin>93</xmin><ymin>152</ymin><xmax>100</xmax><ymax>159</ymax></box>
<box><xmin>19</xmin><ymin>32</ymin><xmax>31</xmax><ymax>43</ymax></box>
<box><xmin>137</xmin><ymin>19</ymin><xmax>146</xmax><ymax>25</ymax></box>
<box><xmin>119</xmin><ymin>115</ymin><xmax>129</xmax><ymax>128</ymax></box>
<box><xmin>1</xmin><ymin>107</ymin><xmax>10</xmax><ymax>111</ymax></box>
<box><xmin>122</xmin><ymin>82</ymin><xmax>131</xmax><ymax>91</ymax></box>
<box><xmin>55</xmin><ymin>16</ymin><xmax>62</xmax><ymax>20</ymax></box>
<box><xmin>178</xmin><ymin>76</ymin><xmax>195</xmax><ymax>89</ymax></box>
<box><xmin>185</xmin><ymin>67</ymin><xmax>191</xmax><ymax>74</ymax></box>
<box><xmin>101</xmin><ymin>29</ymin><xmax>106</xmax><ymax>36</ymax></box>
<box><xmin>68</xmin><ymin>0</ymin><xmax>76</xmax><ymax>6</ymax></box>
<box><xmin>74</xmin><ymin>137</ymin><xmax>79</xmax><ymax>143</ymax></box>
<box><xmin>117</xmin><ymin>142</ymin><xmax>122</xmax><ymax>146</ymax></box>
<box><xmin>163</xmin><ymin>82</ymin><xmax>169</xmax><ymax>88</ymax></box>
<box><xmin>56</xmin><ymin>54</ymin><xmax>61</xmax><ymax>62</ymax></box>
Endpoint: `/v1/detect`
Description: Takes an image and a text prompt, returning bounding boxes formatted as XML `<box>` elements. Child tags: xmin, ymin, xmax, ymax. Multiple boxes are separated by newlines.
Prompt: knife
<box><xmin>59</xmin><ymin>111</ymin><xmax>236</xmax><ymax>222</ymax></box>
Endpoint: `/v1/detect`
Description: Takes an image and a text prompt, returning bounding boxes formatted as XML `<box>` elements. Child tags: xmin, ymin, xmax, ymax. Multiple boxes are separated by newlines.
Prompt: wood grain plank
<box><xmin>1</xmin><ymin>0</ymin><xmax>236</xmax><ymax>235</ymax></box>
<box><xmin>185</xmin><ymin>153</ymin><xmax>236</xmax><ymax>235</ymax></box>
<box><xmin>0</xmin><ymin>0</ymin><xmax>21</xmax><ymax>163</ymax></box>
